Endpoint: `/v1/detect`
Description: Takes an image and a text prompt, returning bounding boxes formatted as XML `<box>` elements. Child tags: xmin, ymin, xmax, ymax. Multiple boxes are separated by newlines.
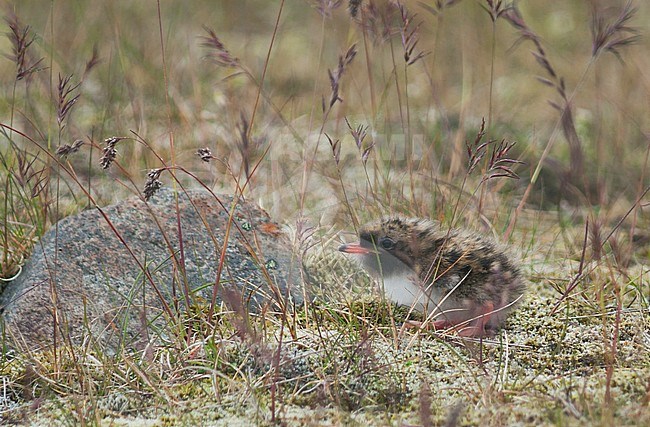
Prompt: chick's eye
<box><xmin>380</xmin><ymin>237</ymin><xmax>395</xmax><ymax>250</ymax></box>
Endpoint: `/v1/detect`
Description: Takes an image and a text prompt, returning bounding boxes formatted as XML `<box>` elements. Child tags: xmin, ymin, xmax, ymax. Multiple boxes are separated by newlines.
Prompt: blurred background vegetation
<box><xmin>1</xmin><ymin>0</ymin><xmax>649</xmax><ymax>269</ymax></box>
<box><xmin>2</xmin><ymin>0</ymin><xmax>648</xmax><ymax>208</ymax></box>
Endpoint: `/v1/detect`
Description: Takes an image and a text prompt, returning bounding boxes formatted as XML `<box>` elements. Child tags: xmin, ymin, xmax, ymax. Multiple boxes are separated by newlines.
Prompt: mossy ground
<box><xmin>2</xmin><ymin>226</ymin><xmax>649</xmax><ymax>426</ymax></box>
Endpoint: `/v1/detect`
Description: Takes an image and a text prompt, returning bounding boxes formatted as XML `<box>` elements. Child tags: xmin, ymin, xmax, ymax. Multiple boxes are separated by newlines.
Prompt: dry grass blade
<box><xmin>55</xmin><ymin>139</ymin><xmax>84</xmax><ymax>158</ymax></box>
<box><xmin>348</xmin><ymin>0</ymin><xmax>362</xmax><ymax>18</ymax></box>
<box><xmin>4</xmin><ymin>12</ymin><xmax>45</xmax><ymax>80</ymax></box>
<box><xmin>502</xmin><ymin>4</ymin><xmax>585</xmax><ymax>183</ymax></box>
<box><xmin>398</xmin><ymin>3</ymin><xmax>428</xmax><ymax>66</ymax></box>
<box><xmin>480</xmin><ymin>0</ymin><xmax>511</xmax><ymax>23</ymax></box>
<box><xmin>56</xmin><ymin>74</ymin><xmax>80</xmax><ymax>127</ymax></box>
<box><xmin>82</xmin><ymin>44</ymin><xmax>101</xmax><ymax>80</ymax></box>
<box><xmin>236</xmin><ymin>112</ymin><xmax>260</xmax><ymax>180</ymax></box>
<box><xmin>311</xmin><ymin>0</ymin><xmax>343</xmax><ymax>18</ymax></box>
<box><xmin>326</xmin><ymin>44</ymin><xmax>358</xmax><ymax>111</ymax></box>
<box><xmin>466</xmin><ymin>118</ymin><xmax>523</xmax><ymax>182</ymax></box>
<box><xmin>591</xmin><ymin>1</ymin><xmax>640</xmax><ymax>59</ymax></box>
<box><xmin>345</xmin><ymin>117</ymin><xmax>367</xmax><ymax>150</ymax></box>
<box><xmin>200</xmin><ymin>25</ymin><xmax>239</xmax><ymax>67</ymax></box>
<box><xmin>326</xmin><ymin>133</ymin><xmax>341</xmax><ymax>165</ymax></box>
<box><xmin>99</xmin><ymin>136</ymin><xmax>128</xmax><ymax>169</ymax></box>
<box><xmin>502</xmin><ymin>6</ymin><xmax>545</xmax><ymax>61</ymax></box>
<box><xmin>10</xmin><ymin>147</ymin><xmax>40</xmax><ymax>188</ymax></box>
<box><xmin>418</xmin><ymin>0</ymin><xmax>463</xmax><ymax>16</ymax></box>
<box><xmin>356</xmin><ymin>1</ymin><xmax>400</xmax><ymax>45</ymax></box>
<box><xmin>9</xmin><ymin>147</ymin><xmax>48</xmax><ymax>199</ymax></box>
<box><xmin>345</xmin><ymin>117</ymin><xmax>374</xmax><ymax>164</ymax></box>
<box><xmin>550</xmin><ymin>220</ymin><xmax>589</xmax><ymax>315</ymax></box>
<box><xmin>466</xmin><ymin>118</ymin><xmax>488</xmax><ymax>174</ymax></box>
<box><xmin>558</xmin><ymin>101</ymin><xmax>583</xmax><ymax>179</ymax></box>
<box><xmin>143</xmin><ymin>168</ymin><xmax>164</xmax><ymax>201</ymax></box>
<box><xmin>484</xmin><ymin>140</ymin><xmax>524</xmax><ymax>181</ymax></box>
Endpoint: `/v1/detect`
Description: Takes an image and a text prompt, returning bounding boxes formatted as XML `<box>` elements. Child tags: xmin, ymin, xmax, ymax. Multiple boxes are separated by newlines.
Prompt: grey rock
<box><xmin>0</xmin><ymin>188</ymin><xmax>304</xmax><ymax>350</ymax></box>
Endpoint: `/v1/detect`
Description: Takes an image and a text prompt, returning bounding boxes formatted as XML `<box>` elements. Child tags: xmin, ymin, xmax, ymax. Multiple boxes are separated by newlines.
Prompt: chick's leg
<box><xmin>457</xmin><ymin>301</ymin><xmax>495</xmax><ymax>337</ymax></box>
<box><xmin>404</xmin><ymin>302</ymin><xmax>496</xmax><ymax>337</ymax></box>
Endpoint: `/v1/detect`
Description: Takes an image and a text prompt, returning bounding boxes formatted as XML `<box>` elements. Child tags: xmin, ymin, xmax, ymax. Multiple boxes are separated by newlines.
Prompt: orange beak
<box><xmin>338</xmin><ymin>243</ymin><xmax>375</xmax><ymax>254</ymax></box>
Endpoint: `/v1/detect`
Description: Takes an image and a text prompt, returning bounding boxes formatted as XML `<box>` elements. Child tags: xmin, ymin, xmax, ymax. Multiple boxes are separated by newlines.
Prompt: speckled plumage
<box><xmin>339</xmin><ymin>217</ymin><xmax>526</xmax><ymax>336</ymax></box>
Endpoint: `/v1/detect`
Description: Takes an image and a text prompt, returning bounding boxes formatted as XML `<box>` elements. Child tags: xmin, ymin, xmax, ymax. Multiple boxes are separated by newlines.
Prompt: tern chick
<box><xmin>339</xmin><ymin>217</ymin><xmax>526</xmax><ymax>336</ymax></box>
